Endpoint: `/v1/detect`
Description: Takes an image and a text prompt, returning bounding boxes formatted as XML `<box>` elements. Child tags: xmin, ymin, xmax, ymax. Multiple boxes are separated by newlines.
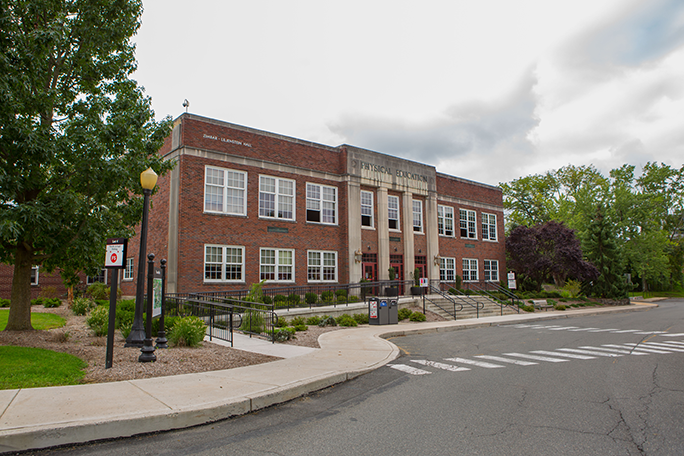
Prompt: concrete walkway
<box><xmin>0</xmin><ymin>303</ymin><xmax>657</xmax><ymax>453</ymax></box>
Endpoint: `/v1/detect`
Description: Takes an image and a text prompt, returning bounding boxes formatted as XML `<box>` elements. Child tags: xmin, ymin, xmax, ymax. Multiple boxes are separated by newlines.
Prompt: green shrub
<box><xmin>272</xmin><ymin>327</ymin><xmax>296</xmax><ymax>342</ymax></box>
<box><xmin>86</xmin><ymin>306</ymin><xmax>109</xmax><ymax>336</ymax></box>
<box><xmin>42</xmin><ymin>298</ymin><xmax>61</xmax><ymax>308</ymax></box>
<box><xmin>318</xmin><ymin>315</ymin><xmax>337</xmax><ymax>327</ymax></box>
<box><xmin>520</xmin><ymin>304</ymin><xmax>535</xmax><ymax>312</ymax></box>
<box><xmin>276</xmin><ymin>316</ymin><xmax>288</xmax><ymax>327</ymax></box>
<box><xmin>305</xmin><ymin>292</ymin><xmax>318</xmax><ymax>304</ymax></box>
<box><xmin>72</xmin><ymin>297</ymin><xmax>95</xmax><ymax>316</ymax></box>
<box><xmin>287</xmin><ymin>294</ymin><xmax>301</xmax><ymax>305</ymax></box>
<box><xmin>448</xmin><ymin>287</ymin><xmax>459</xmax><ymax>295</ymax></box>
<box><xmin>398</xmin><ymin>308</ymin><xmax>412</xmax><ymax>321</ymax></box>
<box><xmin>39</xmin><ymin>285</ymin><xmax>59</xmax><ymax>299</ymax></box>
<box><xmin>293</xmin><ymin>324</ymin><xmax>308</xmax><ymax>331</ymax></box>
<box><xmin>168</xmin><ymin>316</ymin><xmax>206</xmax><ymax>347</ymax></box>
<box><xmin>86</xmin><ymin>282</ymin><xmax>110</xmax><ymax>300</ymax></box>
<box><xmin>454</xmin><ymin>274</ymin><xmax>462</xmax><ymax>290</ymax></box>
<box><xmin>290</xmin><ymin>316</ymin><xmax>307</xmax><ymax>326</ymax></box>
<box><xmin>335</xmin><ymin>289</ymin><xmax>348</xmax><ymax>298</ymax></box>
<box><xmin>352</xmin><ymin>313</ymin><xmax>369</xmax><ymax>325</ymax></box>
<box><xmin>240</xmin><ymin>309</ymin><xmax>265</xmax><ymax>333</ymax></box>
<box><xmin>336</xmin><ymin>314</ymin><xmax>358</xmax><ymax>327</ymax></box>
<box><xmin>118</xmin><ymin>299</ymin><xmax>136</xmax><ymax>312</ymax></box>
<box><xmin>321</xmin><ymin>290</ymin><xmax>335</xmax><ymax>302</ymax></box>
<box><xmin>120</xmin><ymin>321</ymin><xmax>132</xmax><ymax>338</ymax></box>
<box><xmin>274</xmin><ymin>294</ymin><xmax>287</xmax><ymax>303</ymax></box>
<box><xmin>463</xmin><ymin>289</ymin><xmax>473</xmax><ymax>295</ymax></box>
<box><xmin>94</xmin><ymin>299</ymin><xmax>108</xmax><ymax>307</ymax></box>
<box><xmin>409</xmin><ymin>311</ymin><xmax>426</xmax><ymax>322</ymax></box>
<box><xmin>262</xmin><ymin>295</ymin><xmax>273</xmax><ymax>305</ymax></box>
<box><xmin>547</xmin><ymin>299</ymin><xmax>557</xmax><ymax>305</ymax></box>
<box><xmin>348</xmin><ymin>295</ymin><xmax>360</xmax><ymax>303</ymax></box>
<box><xmin>31</xmin><ymin>298</ymin><xmax>44</xmax><ymax>307</ymax></box>
<box><xmin>554</xmin><ymin>304</ymin><xmax>567</xmax><ymax>311</ymax></box>
<box><xmin>0</xmin><ymin>298</ymin><xmax>10</xmax><ymax>308</ymax></box>
<box><xmin>306</xmin><ymin>315</ymin><xmax>322</xmax><ymax>326</ymax></box>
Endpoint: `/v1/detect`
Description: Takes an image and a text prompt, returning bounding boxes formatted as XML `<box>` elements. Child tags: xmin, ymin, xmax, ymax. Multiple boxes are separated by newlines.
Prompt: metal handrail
<box><xmin>463</xmin><ymin>281</ymin><xmax>521</xmax><ymax>315</ymax></box>
<box><xmin>424</xmin><ymin>285</ymin><xmax>463</xmax><ymax>319</ymax></box>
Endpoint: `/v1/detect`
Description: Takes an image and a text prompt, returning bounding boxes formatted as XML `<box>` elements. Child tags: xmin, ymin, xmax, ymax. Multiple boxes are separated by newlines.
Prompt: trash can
<box><xmin>388</xmin><ymin>299</ymin><xmax>398</xmax><ymax>324</ymax></box>
<box><xmin>369</xmin><ymin>297</ymin><xmax>380</xmax><ymax>325</ymax></box>
<box><xmin>369</xmin><ymin>297</ymin><xmax>396</xmax><ymax>325</ymax></box>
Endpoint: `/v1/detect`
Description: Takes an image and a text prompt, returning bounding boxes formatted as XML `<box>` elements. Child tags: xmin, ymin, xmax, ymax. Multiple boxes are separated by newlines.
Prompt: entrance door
<box><xmin>362</xmin><ymin>262</ymin><xmax>378</xmax><ymax>296</ymax></box>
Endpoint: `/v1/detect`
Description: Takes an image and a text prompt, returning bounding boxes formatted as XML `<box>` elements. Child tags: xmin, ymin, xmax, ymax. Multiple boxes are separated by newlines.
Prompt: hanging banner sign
<box><xmin>105</xmin><ymin>238</ymin><xmax>127</xmax><ymax>269</ymax></box>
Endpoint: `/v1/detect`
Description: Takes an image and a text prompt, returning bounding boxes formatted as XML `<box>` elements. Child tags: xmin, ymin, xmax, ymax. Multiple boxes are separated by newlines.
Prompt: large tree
<box><xmin>506</xmin><ymin>221</ymin><xmax>598</xmax><ymax>291</ymax></box>
<box><xmin>0</xmin><ymin>0</ymin><xmax>173</xmax><ymax>330</ymax></box>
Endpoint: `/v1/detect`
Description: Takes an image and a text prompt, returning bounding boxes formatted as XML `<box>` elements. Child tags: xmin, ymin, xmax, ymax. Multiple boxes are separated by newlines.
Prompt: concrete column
<box><xmin>402</xmin><ymin>191</ymin><xmax>415</xmax><ymax>281</ymax></box>
<box><xmin>376</xmin><ymin>187</ymin><xmax>389</xmax><ymax>280</ymax></box>
<box><xmin>426</xmin><ymin>191</ymin><xmax>440</xmax><ymax>282</ymax></box>
<box><xmin>347</xmin><ymin>181</ymin><xmax>362</xmax><ymax>283</ymax></box>
<box><xmin>166</xmin><ymin>161</ymin><xmax>180</xmax><ymax>294</ymax></box>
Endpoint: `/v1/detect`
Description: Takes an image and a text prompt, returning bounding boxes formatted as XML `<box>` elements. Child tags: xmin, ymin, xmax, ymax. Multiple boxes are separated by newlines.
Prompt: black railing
<box><xmin>425</xmin><ymin>285</ymin><xmax>464</xmax><ymax>319</ymax></box>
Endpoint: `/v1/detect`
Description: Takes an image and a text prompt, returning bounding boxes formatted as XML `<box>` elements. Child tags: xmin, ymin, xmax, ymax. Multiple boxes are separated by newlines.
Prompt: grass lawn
<box><xmin>0</xmin><ymin>309</ymin><xmax>66</xmax><ymax>330</ymax></box>
<box><xmin>630</xmin><ymin>291</ymin><xmax>684</xmax><ymax>299</ymax></box>
<box><xmin>0</xmin><ymin>346</ymin><xmax>87</xmax><ymax>389</ymax></box>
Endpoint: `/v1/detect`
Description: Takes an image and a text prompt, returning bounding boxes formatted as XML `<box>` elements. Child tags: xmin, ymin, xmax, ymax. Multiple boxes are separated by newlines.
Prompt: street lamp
<box><xmin>125</xmin><ymin>167</ymin><xmax>158</xmax><ymax>348</ymax></box>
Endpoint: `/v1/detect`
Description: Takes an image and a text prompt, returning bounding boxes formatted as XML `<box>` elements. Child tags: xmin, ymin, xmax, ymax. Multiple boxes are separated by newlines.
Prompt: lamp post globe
<box><xmin>124</xmin><ymin>167</ymin><xmax>158</xmax><ymax>348</ymax></box>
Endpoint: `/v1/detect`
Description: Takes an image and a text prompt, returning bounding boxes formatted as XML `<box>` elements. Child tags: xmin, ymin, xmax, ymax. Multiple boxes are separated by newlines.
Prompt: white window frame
<box><xmin>307</xmin><ymin>250</ymin><xmax>338</xmax><ymax>283</ymax></box>
<box><xmin>388</xmin><ymin>195</ymin><xmax>400</xmax><ymax>231</ymax></box>
<box><xmin>31</xmin><ymin>266</ymin><xmax>39</xmax><ymax>286</ymax></box>
<box><xmin>123</xmin><ymin>258</ymin><xmax>134</xmax><ymax>281</ymax></box>
<box><xmin>484</xmin><ymin>260</ymin><xmax>499</xmax><ymax>282</ymax></box>
<box><xmin>438</xmin><ymin>205</ymin><xmax>455</xmax><ymax>237</ymax></box>
<box><xmin>259</xmin><ymin>175</ymin><xmax>295</xmax><ymax>220</ymax></box>
<box><xmin>306</xmin><ymin>183</ymin><xmax>337</xmax><ymax>225</ymax></box>
<box><xmin>260</xmin><ymin>248</ymin><xmax>295</xmax><ymax>282</ymax></box>
<box><xmin>482</xmin><ymin>213</ymin><xmax>497</xmax><ymax>241</ymax></box>
<box><xmin>87</xmin><ymin>269</ymin><xmax>107</xmax><ymax>285</ymax></box>
<box><xmin>459</xmin><ymin>209</ymin><xmax>477</xmax><ymax>239</ymax></box>
<box><xmin>439</xmin><ymin>257</ymin><xmax>456</xmax><ymax>282</ymax></box>
<box><xmin>413</xmin><ymin>200</ymin><xmax>423</xmax><ymax>233</ymax></box>
<box><xmin>462</xmin><ymin>258</ymin><xmax>478</xmax><ymax>282</ymax></box>
<box><xmin>204</xmin><ymin>166</ymin><xmax>247</xmax><ymax>216</ymax></box>
<box><xmin>204</xmin><ymin>245</ymin><xmax>245</xmax><ymax>283</ymax></box>
<box><xmin>361</xmin><ymin>190</ymin><xmax>374</xmax><ymax>228</ymax></box>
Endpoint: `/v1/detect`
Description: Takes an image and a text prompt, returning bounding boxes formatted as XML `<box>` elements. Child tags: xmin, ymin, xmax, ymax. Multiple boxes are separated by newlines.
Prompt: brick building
<box><xmin>118</xmin><ymin>113</ymin><xmax>506</xmax><ymax>296</ymax></box>
<box><xmin>0</xmin><ymin>113</ymin><xmax>506</xmax><ymax>299</ymax></box>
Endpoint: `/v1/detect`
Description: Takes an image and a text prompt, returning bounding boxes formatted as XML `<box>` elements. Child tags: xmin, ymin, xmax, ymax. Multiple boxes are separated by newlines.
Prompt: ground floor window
<box><xmin>440</xmin><ymin>257</ymin><xmax>456</xmax><ymax>282</ymax></box>
<box><xmin>484</xmin><ymin>260</ymin><xmax>499</xmax><ymax>282</ymax></box>
<box><xmin>205</xmin><ymin>245</ymin><xmax>244</xmax><ymax>282</ymax></box>
<box><xmin>31</xmin><ymin>266</ymin><xmax>39</xmax><ymax>286</ymax></box>
<box><xmin>260</xmin><ymin>248</ymin><xmax>294</xmax><ymax>282</ymax></box>
<box><xmin>87</xmin><ymin>269</ymin><xmax>107</xmax><ymax>285</ymax></box>
<box><xmin>307</xmin><ymin>251</ymin><xmax>337</xmax><ymax>282</ymax></box>
<box><xmin>123</xmin><ymin>258</ymin><xmax>134</xmax><ymax>280</ymax></box>
<box><xmin>462</xmin><ymin>258</ymin><xmax>478</xmax><ymax>282</ymax></box>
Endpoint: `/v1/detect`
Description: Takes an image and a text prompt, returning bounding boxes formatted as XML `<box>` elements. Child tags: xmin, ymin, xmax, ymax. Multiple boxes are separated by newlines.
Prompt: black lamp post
<box><xmin>139</xmin><ymin>253</ymin><xmax>157</xmax><ymax>362</ymax></box>
<box><xmin>125</xmin><ymin>167</ymin><xmax>158</xmax><ymax>348</ymax></box>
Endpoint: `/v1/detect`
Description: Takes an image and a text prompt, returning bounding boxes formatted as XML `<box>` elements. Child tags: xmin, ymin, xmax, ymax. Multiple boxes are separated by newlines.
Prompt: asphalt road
<box><xmin>24</xmin><ymin>299</ymin><xmax>684</xmax><ymax>456</ymax></box>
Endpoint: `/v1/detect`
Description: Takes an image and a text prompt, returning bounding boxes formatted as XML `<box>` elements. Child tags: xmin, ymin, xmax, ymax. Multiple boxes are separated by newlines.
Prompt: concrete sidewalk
<box><xmin>0</xmin><ymin>303</ymin><xmax>656</xmax><ymax>453</ymax></box>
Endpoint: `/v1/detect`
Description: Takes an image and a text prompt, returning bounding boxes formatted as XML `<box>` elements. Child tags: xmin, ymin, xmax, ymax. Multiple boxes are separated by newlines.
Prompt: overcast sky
<box><xmin>133</xmin><ymin>0</ymin><xmax>684</xmax><ymax>187</ymax></box>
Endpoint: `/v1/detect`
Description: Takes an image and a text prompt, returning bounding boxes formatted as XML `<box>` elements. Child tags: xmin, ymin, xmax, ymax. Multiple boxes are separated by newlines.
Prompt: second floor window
<box><xmin>259</xmin><ymin>176</ymin><xmax>294</xmax><ymax>220</ymax></box>
<box><xmin>204</xmin><ymin>166</ymin><xmax>246</xmax><ymax>215</ymax></box>
<box><xmin>388</xmin><ymin>195</ymin><xmax>400</xmax><ymax>230</ymax></box>
<box><xmin>306</xmin><ymin>183</ymin><xmax>337</xmax><ymax>224</ymax></box>
<box><xmin>438</xmin><ymin>205</ymin><xmax>454</xmax><ymax>236</ymax></box>
<box><xmin>413</xmin><ymin>200</ymin><xmax>423</xmax><ymax>233</ymax></box>
<box><xmin>482</xmin><ymin>213</ymin><xmax>497</xmax><ymax>241</ymax></box>
<box><xmin>361</xmin><ymin>191</ymin><xmax>374</xmax><ymax>227</ymax></box>
<box><xmin>460</xmin><ymin>209</ymin><xmax>477</xmax><ymax>239</ymax></box>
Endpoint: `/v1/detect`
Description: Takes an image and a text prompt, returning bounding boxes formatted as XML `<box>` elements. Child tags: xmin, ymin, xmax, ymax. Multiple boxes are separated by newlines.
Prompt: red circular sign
<box><xmin>110</xmin><ymin>253</ymin><xmax>118</xmax><ymax>263</ymax></box>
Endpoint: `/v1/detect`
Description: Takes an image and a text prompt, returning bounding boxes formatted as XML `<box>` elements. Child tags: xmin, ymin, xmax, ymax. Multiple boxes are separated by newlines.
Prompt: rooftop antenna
<box><xmin>182</xmin><ymin>99</ymin><xmax>189</xmax><ymax>113</ymax></box>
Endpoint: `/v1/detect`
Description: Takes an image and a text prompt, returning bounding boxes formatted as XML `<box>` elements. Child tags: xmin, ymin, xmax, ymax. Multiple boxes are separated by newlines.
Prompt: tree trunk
<box><xmin>5</xmin><ymin>245</ymin><xmax>34</xmax><ymax>331</ymax></box>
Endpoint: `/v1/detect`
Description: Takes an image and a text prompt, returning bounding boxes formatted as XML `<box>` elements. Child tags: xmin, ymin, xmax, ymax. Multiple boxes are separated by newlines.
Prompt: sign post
<box><xmin>104</xmin><ymin>238</ymin><xmax>127</xmax><ymax>369</ymax></box>
<box><xmin>420</xmin><ymin>278</ymin><xmax>429</xmax><ymax>314</ymax></box>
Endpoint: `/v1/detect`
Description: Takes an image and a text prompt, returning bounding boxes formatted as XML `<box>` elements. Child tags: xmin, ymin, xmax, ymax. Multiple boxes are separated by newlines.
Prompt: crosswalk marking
<box><xmin>530</xmin><ymin>350</ymin><xmax>595</xmax><ymax>360</ymax></box>
<box><xmin>568</xmin><ymin>327</ymin><xmax>600</xmax><ymax>332</ymax></box>
<box><xmin>444</xmin><ymin>357</ymin><xmax>505</xmax><ymax>368</ymax></box>
<box><xmin>510</xmin><ymin>324</ymin><xmax>681</xmax><ymax>336</ymax></box>
<box><xmin>475</xmin><ymin>355</ymin><xmax>537</xmax><ymax>366</ymax></box>
<box><xmin>616</xmin><ymin>343</ymin><xmax>675</xmax><ymax>354</ymax></box>
<box><xmin>588</xmin><ymin>329</ymin><xmax>619</xmax><ymax>332</ymax></box>
<box><xmin>504</xmin><ymin>352</ymin><xmax>568</xmax><ymax>363</ymax></box>
<box><xmin>557</xmin><ymin>348</ymin><xmax>622</xmax><ymax>357</ymax></box>
<box><xmin>611</xmin><ymin>329</ymin><xmax>641</xmax><ymax>333</ymax></box>
<box><xmin>663</xmin><ymin>341</ymin><xmax>684</xmax><ymax>345</ymax></box>
<box><xmin>547</xmin><ymin>326</ymin><xmax>580</xmax><ymax>331</ymax></box>
<box><xmin>641</xmin><ymin>342</ymin><xmax>684</xmax><ymax>352</ymax></box>
<box><xmin>410</xmin><ymin>360</ymin><xmax>470</xmax><ymax>372</ymax></box>
<box><xmin>579</xmin><ymin>346</ymin><xmax>648</xmax><ymax>355</ymax></box>
<box><xmin>635</xmin><ymin>331</ymin><xmax>667</xmax><ymax>335</ymax></box>
<box><xmin>388</xmin><ymin>364</ymin><xmax>431</xmax><ymax>375</ymax></box>
<box><xmin>659</xmin><ymin>333</ymin><xmax>684</xmax><ymax>337</ymax></box>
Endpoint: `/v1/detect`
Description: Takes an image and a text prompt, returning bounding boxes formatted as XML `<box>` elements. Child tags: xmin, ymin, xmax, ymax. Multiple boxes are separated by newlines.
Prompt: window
<box><xmin>204</xmin><ymin>245</ymin><xmax>244</xmax><ymax>282</ymax></box>
<box><xmin>484</xmin><ymin>260</ymin><xmax>499</xmax><ymax>282</ymax></box>
<box><xmin>459</xmin><ymin>209</ymin><xmax>477</xmax><ymax>239</ymax></box>
<box><xmin>306</xmin><ymin>183</ymin><xmax>337</xmax><ymax>224</ymax></box>
<box><xmin>260</xmin><ymin>248</ymin><xmax>294</xmax><ymax>282</ymax></box>
<box><xmin>30</xmin><ymin>266</ymin><xmax>39</xmax><ymax>286</ymax></box>
<box><xmin>204</xmin><ymin>166</ymin><xmax>247</xmax><ymax>215</ymax></box>
<box><xmin>439</xmin><ymin>257</ymin><xmax>456</xmax><ymax>282</ymax></box>
<box><xmin>307</xmin><ymin>251</ymin><xmax>337</xmax><ymax>282</ymax></box>
<box><xmin>259</xmin><ymin>176</ymin><xmax>294</xmax><ymax>220</ymax></box>
<box><xmin>87</xmin><ymin>269</ymin><xmax>107</xmax><ymax>285</ymax></box>
<box><xmin>438</xmin><ymin>205</ymin><xmax>454</xmax><ymax>236</ymax></box>
<box><xmin>463</xmin><ymin>258</ymin><xmax>478</xmax><ymax>282</ymax></box>
<box><xmin>388</xmin><ymin>195</ymin><xmax>400</xmax><ymax>230</ymax></box>
<box><xmin>361</xmin><ymin>191</ymin><xmax>374</xmax><ymax>228</ymax></box>
<box><xmin>482</xmin><ymin>213</ymin><xmax>497</xmax><ymax>241</ymax></box>
<box><xmin>124</xmin><ymin>258</ymin><xmax>134</xmax><ymax>280</ymax></box>
<box><xmin>413</xmin><ymin>200</ymin><xmax>423</xmax><ymax>233</ymax></box>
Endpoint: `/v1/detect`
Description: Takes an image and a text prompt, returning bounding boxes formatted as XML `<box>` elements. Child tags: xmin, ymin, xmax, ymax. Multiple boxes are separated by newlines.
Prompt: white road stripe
<box><xmin>615</xmin><ymin>343</ymin><xmax>676</xmax><ymax>354</ymax></box>
<box><xmin>658</xmin><ymin>333</ymin><xmax>684</xmax><ymax>337</ymax></box>
<box><xmin>568</xmin><ymin>328</ymin><xmax>600</xmax><ymax>332</ymax></box>
<box><xmin>411</xmin><ymin>360</ymin><xmax>470</xmax><ymax>372</ymax></box>
<box><xmin>580</xmin><ymin>346</ymin><xmax>648</xmax><ymax>355</ymax></box>
<box><xmin>635</xmin><ymin>331</ymin><xmax>667</xmax><ymax>335</ymax></box>
<box><xmin>444</xmin><ymin>357</ymin><xmax>505</xmax><ymax>368</ymax></box>
<box><xmin>588</xmin><ymin>329</ymin><xmax>619</xmax><ymax>332</ymax></box>
<box><xmin>557</xmin><ymin>348</ymin><xmax>622</xmax><ymax>357</ymax></box>
<box><xmin>661</xmin><ymin>341</ymin><xmax>684</xmax><ymax>345</ymax></box>
<box><xmin>641</xmin><ymin>342</ymin><xmax>684</xmax><ymax>352</ymax></box>
<box><xmin>475</xmin><ymin>355</ymin><xmax>537</xmax><ymax>366</ymax></box>
<box><xmin>547</xmin><ymin>327</ymin><xmax>579</xmax><ymax>331</ymax></box>
<box><xmin>610</xmin><ymin>329</ymin><xmax>641</xmax><ymax>333</ymax></box>
<box><xmin>530</xmin><ymin>350</ymin><xmax>595</xmax><ymax>360</ymax></box>
<box><xmin>503</xmin><ymin>353</ymin><xmax>568</xmax><ymax>363</ymax></box>
<box><xmin>388</xmin><ymin>364</ymin><xmax>431</xmax><ymax>375</ymax></box>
